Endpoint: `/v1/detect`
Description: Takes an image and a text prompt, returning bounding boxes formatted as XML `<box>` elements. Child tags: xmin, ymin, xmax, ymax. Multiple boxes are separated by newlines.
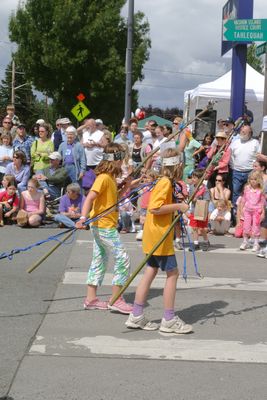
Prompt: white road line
<box><xmin>62</xmin><ymin>272</ymin><xmax>267</xmax><ymax>291</ymax></box>
<box><xmin>76</xmin><ymin>240</ymin><xmax>256</xmax><ymax>255</ymax></box>
<box><xmin>30</xmin><ymin>335</ymin><xmax>267</xmax><ymax>364</ymax></box>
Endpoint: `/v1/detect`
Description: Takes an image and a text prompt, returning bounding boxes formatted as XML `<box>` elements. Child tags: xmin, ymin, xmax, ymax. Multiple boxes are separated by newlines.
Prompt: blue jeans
<box><xmin>232</xmin><ymin>169</ymin><xmax>251</xmax><ymax>208</ymax></box>
<box><xmin>54</xmin><ymin>214</ymin><xmax>76</xmax><ymax>228</ymax></box>
<box><xmin>64</xmin><ymin>164</ymin><xmax>77</xmax><ymax>183</ymax></box>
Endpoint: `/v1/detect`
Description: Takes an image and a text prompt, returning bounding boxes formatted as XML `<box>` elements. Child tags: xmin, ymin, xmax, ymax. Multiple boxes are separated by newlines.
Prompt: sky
<box><xmin>0</xmin><ymin>0</ymin><xmax>266</xmax><ymax>111</ymax></box>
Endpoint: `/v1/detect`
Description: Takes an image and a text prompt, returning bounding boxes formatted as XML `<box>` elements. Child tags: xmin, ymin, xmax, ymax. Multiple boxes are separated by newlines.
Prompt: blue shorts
<box><xmin>147</xmin><ymin>255</ymin><xmax>177</xmax><ymax>272</ymax></box>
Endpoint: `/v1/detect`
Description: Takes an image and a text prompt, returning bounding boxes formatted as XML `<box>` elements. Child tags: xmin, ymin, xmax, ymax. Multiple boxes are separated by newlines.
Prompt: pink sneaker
<box><xmin>108</xmin><ymin>296</ymin><xmax>133</xmax><ymax>314</ymax></box>
<box><xmin>84</xmin><ymin>297</ymin><xmax>108</xmax><ymax>310</ymax></box>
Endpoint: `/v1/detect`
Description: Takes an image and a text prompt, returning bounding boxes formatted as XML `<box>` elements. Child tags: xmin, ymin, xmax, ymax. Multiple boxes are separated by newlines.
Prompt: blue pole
<box><xmin>230</xmin><ymin>0</ymin><xmax>254</xmax><ymax>120</ymax></box>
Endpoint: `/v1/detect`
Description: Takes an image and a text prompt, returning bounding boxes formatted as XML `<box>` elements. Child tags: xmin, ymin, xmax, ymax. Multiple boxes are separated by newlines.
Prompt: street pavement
<box><xmin>0</xmin><ymin>226</ymin><xmax>267</xmax><ymax>400</ymax></box>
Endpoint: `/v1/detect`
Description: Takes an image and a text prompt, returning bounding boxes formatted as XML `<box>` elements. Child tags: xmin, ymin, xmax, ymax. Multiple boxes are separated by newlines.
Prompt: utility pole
<box><xmin>11</xmin><ymin>60</ymin><xmax>15</xmax><ymax>106</ymax></box>
<box><xmin>124</xmin><ymin>0</ymin><xmax>134</xmax><ymax>124</ymax></box>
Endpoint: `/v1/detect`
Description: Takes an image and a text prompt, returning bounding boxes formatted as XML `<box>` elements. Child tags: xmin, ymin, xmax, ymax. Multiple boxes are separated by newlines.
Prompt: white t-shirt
<box><xmin>142</xmin><ymin>130</ymin><xmax>153</xmax><ymax>146</ymax></box>
<box><xmin>230</xmin><ymin>138</ymin><xmax>260</xmax><ymax>171</ymax></box>
<box><xmin>210</xmin><ymin>209</ymin><xmax>231</xmax><ymax>221</ymax></box>
<box><xmin>82</xmin><ymin>129</ymin><xmax>104</xmax><ymax>166</ymax></box>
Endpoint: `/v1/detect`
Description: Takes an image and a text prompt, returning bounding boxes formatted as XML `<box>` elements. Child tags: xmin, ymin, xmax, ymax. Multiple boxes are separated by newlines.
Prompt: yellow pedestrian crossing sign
<box><xmin>71</xmin><ymin>101</ymin><xmax>91</xmax><ymax>122</ymax></box>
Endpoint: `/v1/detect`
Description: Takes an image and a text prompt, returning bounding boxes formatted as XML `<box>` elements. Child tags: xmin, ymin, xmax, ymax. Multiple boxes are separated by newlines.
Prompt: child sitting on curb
<box><xmin>209</xmin><ymin>199</ymin><xmax>231</xmax><ymax>235</ymax></box>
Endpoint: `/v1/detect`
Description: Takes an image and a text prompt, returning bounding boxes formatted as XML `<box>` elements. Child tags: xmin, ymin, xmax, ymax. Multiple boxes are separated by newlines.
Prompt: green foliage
<box><xmin>247</xmin><ymin>44</ymin><xmax>264</xmax><ymax>74</ymax></box>
<box><xmin>9</xmin><ymin>0</ymin><xmax>151</xmax><ymax>126</ymax></box>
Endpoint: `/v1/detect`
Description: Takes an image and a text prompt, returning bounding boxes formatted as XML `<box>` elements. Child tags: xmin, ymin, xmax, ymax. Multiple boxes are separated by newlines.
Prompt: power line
<box><xmin>144</xmin><ymin>67</ymin><xmax>220</xmax><ymax>78</ymax></box>
<box><xmin>134</xmin><ymin>83</ymin><xmax>185</xmax><ymax>90</ymax></box>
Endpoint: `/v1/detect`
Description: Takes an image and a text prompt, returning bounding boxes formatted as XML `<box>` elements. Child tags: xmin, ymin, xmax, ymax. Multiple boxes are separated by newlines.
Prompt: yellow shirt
<box><xmin>90</xmin><ymin>173</ymin><xmax>118</xmax><ymax>228</ymax></box>
<box><xmin>142</xmin><ymin>177</ymin><xmax>174</xmax><ymax>256</ymax></box>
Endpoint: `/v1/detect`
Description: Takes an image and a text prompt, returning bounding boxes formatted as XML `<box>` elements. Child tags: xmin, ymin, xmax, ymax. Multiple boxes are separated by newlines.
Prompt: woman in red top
<box><xmin>207</xmin><ymin>131</ymin><xmax>231</xmax><ymax>188</ymax></box>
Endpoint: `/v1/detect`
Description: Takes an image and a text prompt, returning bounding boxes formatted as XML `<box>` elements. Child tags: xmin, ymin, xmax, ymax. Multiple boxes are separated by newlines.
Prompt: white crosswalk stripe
<box><xmin>63</xmin><ymin>271</ymin><xmax>267</xmax><ymax>292</ymax></box>
<box><xmin>76</xmin><ymin>239</ymin><xmax>258</xmax><ymax>255</ymax></box>
<box><xmin>29</xmin><ymin>335</ymin><xmax>267</xmax><ymax>364</ymax></box>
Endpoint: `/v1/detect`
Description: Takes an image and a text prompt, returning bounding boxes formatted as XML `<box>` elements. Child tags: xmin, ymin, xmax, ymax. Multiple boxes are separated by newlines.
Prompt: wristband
<box><xmin>79</xmin><ymin>216</ymin><xmax>86</xmax><ymax>220</ymax></box>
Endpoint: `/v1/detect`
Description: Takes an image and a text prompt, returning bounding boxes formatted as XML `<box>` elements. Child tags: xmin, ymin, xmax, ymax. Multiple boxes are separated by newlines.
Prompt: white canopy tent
<box><xmin>184</xmin><ymin>64</ymin><xmax>264</xmax><ymax>134</ymax></box>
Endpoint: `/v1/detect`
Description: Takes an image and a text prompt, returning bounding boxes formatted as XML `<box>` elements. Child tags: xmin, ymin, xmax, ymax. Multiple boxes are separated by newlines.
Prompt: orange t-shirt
<box><xmin>142</xmin><ymin>177</ymin><xmax>174</xmax><ymax>256</ymax></box>
<box><xmin>90</xmin><ymin>173</ymin><xmax>118</xmax><ymax>228</ymax></box>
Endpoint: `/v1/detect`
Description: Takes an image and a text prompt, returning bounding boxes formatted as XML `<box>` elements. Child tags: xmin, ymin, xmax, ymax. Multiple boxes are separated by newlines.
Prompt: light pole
<box><xmin>124</xmin><ymin>0</ymin><xmax>134</xmax><ymax>124</ymax></box>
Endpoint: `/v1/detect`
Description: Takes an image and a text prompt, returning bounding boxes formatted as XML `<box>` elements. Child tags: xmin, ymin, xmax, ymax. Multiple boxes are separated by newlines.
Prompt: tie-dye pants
<box><xmin>87</xmin><ymin>226</ymin><xmax>130</xmax><ymax>286</ymax></box>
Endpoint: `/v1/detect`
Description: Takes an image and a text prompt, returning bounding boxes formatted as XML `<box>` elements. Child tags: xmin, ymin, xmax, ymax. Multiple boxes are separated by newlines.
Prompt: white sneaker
<box><xmin>125</xmin><ymin>313</ymin><xmax>158</xmax><ymax>331</ymax></box>
<box><xmin>159</xmin><ymin>316</ymin><xmax>193</xmax><ymax>334</ymax></box>
<box><xmin>240</xmin><ymin>241</ymin><xmax>250</xmax><ymax>250</ymax></box>
<box><xmin>257</xmin><ymin>248</ymin><xmax>267</xmax><ymax>258</ymax></box>
<box><xmin>135</xmin><ymin>230</ymin><xmax>143</xmax><ymax>241</ymax></box>
<box><xmin>252</xmin><ymin>244</ymin><xmax>260</xmax><ymax>252</ymax></box>
<box><xmin>174</xmin><ymin>240</ymin><xmax>184</xmax><ymax>251</ymax></box>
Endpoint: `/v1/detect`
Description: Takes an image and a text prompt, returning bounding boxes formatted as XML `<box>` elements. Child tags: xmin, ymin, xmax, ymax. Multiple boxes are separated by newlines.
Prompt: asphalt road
<box><xmin>0</xmin><ymin>226</ymin><xmax>267</xmax><ymax>400</ymax></box>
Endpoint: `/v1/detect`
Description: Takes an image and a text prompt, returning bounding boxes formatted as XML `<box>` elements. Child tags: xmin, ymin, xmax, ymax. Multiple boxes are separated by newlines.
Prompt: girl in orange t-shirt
<box><xmin>125</xmin><ymin>148</ymin><xmax>193</xmax><ymax>334</ymax></box>
<box><xmin>76</xmin><ymin>143</ymin><xmax>132</xmax><ymax>315</ymax></box>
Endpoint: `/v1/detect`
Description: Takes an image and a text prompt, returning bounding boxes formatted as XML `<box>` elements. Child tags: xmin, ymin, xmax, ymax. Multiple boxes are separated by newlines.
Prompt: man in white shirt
<box><xmin>81</xmin><ymin>119</ymin><xmax>105</xmax><ymax>170</ymax></box>
<box><xmin>142</xmin><ymin>120</ymin><xmax>157</xmax><ymax>146</ymax></box>
<box><xmin>230</xmin><ymin>124</ymin><xmax>260</xmax><ymax>207</ymax></box>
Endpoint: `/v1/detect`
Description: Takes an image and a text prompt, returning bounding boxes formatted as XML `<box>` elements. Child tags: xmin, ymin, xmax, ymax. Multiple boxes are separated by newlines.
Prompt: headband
<box><xmin>102</xmin><ymin>151</ymin><xmax>125</xmax><ymax>161</ymax></box>
<box><xmin>162</xmin><ymin>155</ymin><xmax>181</xmax><ymax>166</ymax></box>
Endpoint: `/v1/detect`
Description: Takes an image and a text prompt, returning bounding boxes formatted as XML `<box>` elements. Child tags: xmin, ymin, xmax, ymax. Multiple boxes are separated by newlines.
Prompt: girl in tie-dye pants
<box><xmin>76</xmin><ymin>143</ymin><xmax>132</xmax><ymax>314</ymax></box>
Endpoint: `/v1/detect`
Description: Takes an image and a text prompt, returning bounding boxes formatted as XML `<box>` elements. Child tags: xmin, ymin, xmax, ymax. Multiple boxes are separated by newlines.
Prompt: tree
<box><xmin>9</xmin><ymin>0</ymin><xmax>151</xmax><ymax>127</ymax></box>
<box><xmin>247</xmin><ymin>44</ymin><xmax>264</xmax><ymax>74</ymax></box>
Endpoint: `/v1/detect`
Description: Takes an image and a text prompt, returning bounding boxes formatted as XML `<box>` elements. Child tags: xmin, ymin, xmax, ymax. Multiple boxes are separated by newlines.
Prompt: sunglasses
<box><xmin>215</xmin><ymin>179</ymin><xmax>223</xmax><ymax>182</ymax></box>
<box><xmin>173</xmin><ymin>122</ymin><xmax>179</xmax><ymax>125</ymax></box>
<box><xmin>13</xmin><ymin>156</ymin><xmax>19</xmax><ymax>159</ymax></box>
<box><xmin>3</xmin><ymin>121</ymin><xmax>11</xmax><ymax>124</ymax></box>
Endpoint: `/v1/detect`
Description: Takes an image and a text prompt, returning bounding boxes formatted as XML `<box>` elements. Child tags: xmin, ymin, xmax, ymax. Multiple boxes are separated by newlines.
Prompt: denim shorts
<box><xmin>147</xmin><ymin>255</ymin><xmax>177</xmax><ymax>272</ymax></box>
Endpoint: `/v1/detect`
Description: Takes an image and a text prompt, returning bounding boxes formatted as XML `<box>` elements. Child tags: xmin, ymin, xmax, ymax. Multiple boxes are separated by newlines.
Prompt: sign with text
<box><xmin>71</xmin><ymin>101</ymin><xmax>90</xmax><ymax>122</ymax></box>
<box><xmin>223</xmin><ymin>19</ymin><xmax>267</xmax><ymax>42</ymax></box>
<box><xmin>256</xmin><ymin>42</ymin><xmax>267</xmax><ymax>57</ymax></box>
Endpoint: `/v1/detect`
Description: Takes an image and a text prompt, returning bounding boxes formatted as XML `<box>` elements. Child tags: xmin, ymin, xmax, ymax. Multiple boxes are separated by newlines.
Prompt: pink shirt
<box><xmin>207</xmin><ymin>145</ymin><xmax>231</xmax><ymax>173</ymax></box>
<box><xmin>140</xmin><ymin>186</ymin><xmax>152</xmax><ymax>209</ymax></box>
<box><xmin>242</xmin><ymin>186</ymin><xmax>265</xmax><ymax>212</ymax></box>
<box><xmin>21</xmin><ymin>192</ymin><xmax>42</xmax><ymax>213</ymax></box>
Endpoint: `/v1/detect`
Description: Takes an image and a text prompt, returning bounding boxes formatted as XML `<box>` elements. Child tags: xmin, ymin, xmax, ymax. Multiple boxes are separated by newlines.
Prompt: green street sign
<box><xmin>71</xmin><ymin>101</ymin><xmax>91</xmax><ymax>122</ymax></box>
<box><xmin>223</xmin><ymin>19</ymin><xmax>267</xmax><ymax>42</ymax></box>
<box><xmin>256</xmin><ymin>42</ymin><xmax>267</xmax><ymax>57</ymax></box>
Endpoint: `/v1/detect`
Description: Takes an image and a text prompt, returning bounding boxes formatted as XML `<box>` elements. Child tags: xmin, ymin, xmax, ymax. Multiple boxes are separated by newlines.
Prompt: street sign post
<box><xmin>256</xmin><ymin>42</ymin><xmax>267</xmax><ymax>57</ymax></box>
<box><xmin>71</xmin><ymin>101</ymin><xmax>90</xmax><ymax>122</ymax></box>
<box><xmin>224</xmin><ymin>19</ymin><xmax>267</xmax><ymax>42</ymax></box>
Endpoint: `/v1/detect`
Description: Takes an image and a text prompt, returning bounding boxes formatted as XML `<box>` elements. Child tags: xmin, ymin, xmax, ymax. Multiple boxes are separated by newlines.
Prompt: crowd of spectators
<box><xmin>0</xmin><ymin>103</ymin><xmax>266</xmax><ymax>258</ymax></box>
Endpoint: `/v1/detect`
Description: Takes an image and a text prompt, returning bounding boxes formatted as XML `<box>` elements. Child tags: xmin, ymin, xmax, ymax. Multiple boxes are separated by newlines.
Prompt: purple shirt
<box><xmin>64</xmin><ymin>143</ymin><xmax>75</xmax><ymax>164</ymax></box>
<box><xmin>59</xmin><ymin>193</ymin><xmax>85</xmax><ymax>214</ymax></box>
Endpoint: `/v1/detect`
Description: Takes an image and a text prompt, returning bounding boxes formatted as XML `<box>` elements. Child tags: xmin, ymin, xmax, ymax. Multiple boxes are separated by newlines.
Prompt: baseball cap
<box><xmin>36</xmin><ymin>119</ymin><xmax>45</xmax><ymax>125</ymax></box>
<box><xmin>48</xmin><ymin>151</ymin><xmax>62</xmax><ymax>160</ymax></box>
<box><xmin>223</xmin><ymin>117</ymin><xmax>234</xmax><ymax>124</ymax></box>
<box><xmin>17</xmin><ymin>123</ymin><xmax>26</xmax><ymax>129</ymax></box>
<box><xmin>95</xmin><ymin>118</ymin><xmax>103</xmax><ymax>125</ymax></box>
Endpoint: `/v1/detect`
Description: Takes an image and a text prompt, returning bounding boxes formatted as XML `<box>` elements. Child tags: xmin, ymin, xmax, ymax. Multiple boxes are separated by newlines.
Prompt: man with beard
<box><xmin>230</xmin><ymin>124</ymin><xmax>260</xmax><ymax>209</ymax></box>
